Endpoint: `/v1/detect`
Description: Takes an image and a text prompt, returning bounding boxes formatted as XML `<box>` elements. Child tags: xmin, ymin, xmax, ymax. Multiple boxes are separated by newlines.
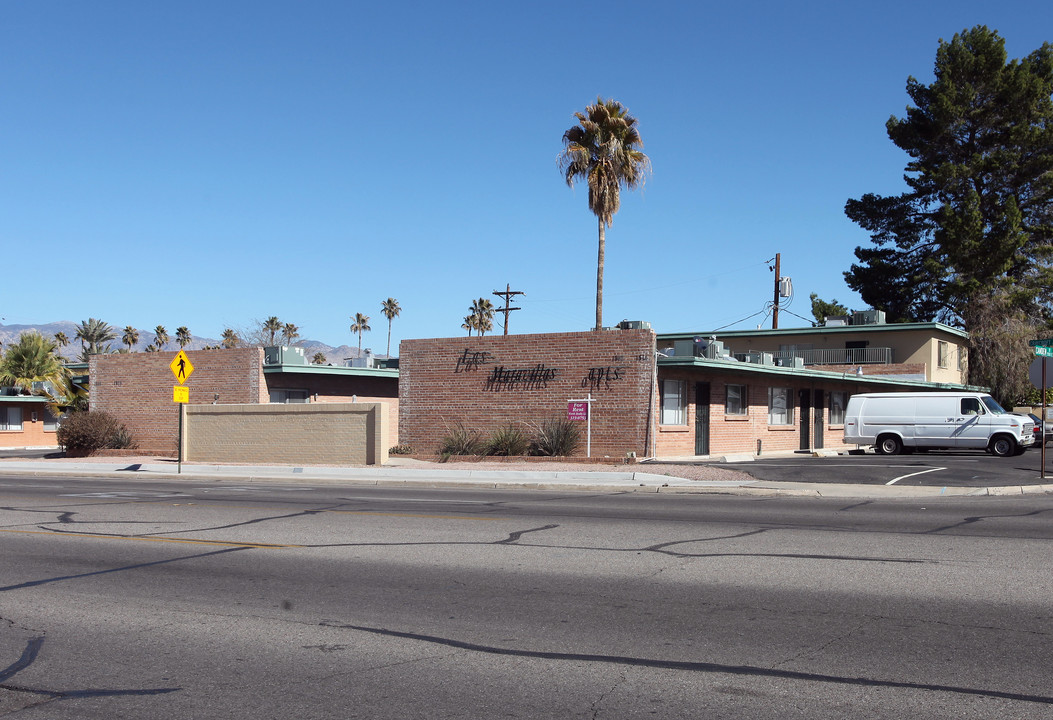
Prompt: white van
<box><xmin>843</xmin><ymin>392</ymin><xmax>1035</xmax><ymax>456</ymax></box>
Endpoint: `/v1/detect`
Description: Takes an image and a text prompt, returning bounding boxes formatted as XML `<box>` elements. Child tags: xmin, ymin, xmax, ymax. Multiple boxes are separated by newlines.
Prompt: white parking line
<box><xmin>887</xmin><ymin>467</ymin><xmax>945</xmax><ymax>485</ymax></box>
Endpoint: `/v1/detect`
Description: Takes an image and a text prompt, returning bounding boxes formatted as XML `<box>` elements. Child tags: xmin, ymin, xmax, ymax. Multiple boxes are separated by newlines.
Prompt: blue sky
<box><xmin>3</xmin><ymin>1</ymin><xmax>1051</xmax><ymax>352</ymax></box>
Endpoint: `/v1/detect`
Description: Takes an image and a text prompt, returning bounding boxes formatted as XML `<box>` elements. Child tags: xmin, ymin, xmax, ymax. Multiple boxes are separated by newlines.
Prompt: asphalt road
<box><xmin>2</xmin><ymin>474</ymin><xmax>1053</xmax><ymax>718</ymax></box>
<box><xmin>708</xmin><ymin>447</ymin><xmax>1053</xmax><ymax>487</ymax></box>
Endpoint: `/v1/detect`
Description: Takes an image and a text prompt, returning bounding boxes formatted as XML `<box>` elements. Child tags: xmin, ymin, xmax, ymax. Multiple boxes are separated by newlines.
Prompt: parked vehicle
<box><xmin>1026</xmin><ymin>413</ymin><xmax>1052</xmax><ymax>446</ymax></box>
<box><xmin>843</xmin><ymin>392</ymin><xmax>1035</xmax><ymax>456</ymax></box>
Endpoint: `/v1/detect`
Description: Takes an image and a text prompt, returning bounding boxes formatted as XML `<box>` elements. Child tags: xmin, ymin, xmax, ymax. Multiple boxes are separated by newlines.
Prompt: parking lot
<box><xmin>712</xmin><ymin>448</ymin><xmax>1053</xmax><ymax>488</ymax></box>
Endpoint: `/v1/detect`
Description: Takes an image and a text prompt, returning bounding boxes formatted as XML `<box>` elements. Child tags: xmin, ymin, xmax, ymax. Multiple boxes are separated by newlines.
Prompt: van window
<box><xmin>981</xmin><ymin>396</ymin><xmax>1007</xmax><ymax>414</ymax></box>
<box><xmin>961</xmin><ymin>398</ymin><xmax>983</xmax><ymax>416</ymax></box>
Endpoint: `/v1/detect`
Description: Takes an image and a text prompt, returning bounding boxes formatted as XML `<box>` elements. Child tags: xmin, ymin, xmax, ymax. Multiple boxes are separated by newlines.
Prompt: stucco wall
<box><xmin>184</xmin><ymin>402</ymin><xmax>388</xmax><ymax>465</ymax></box>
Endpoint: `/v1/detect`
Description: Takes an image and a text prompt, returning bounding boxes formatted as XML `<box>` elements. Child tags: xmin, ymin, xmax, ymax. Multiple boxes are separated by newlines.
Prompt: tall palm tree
<box><xmin>0</xmin><ymin>332</ymin><xmax>71</xmax><ymax>400</ymax></box>
<box><xmin>263</xmin><ymin>316</ymin><xmax>282</xmax><ymax>345</ymax></box>
<box><xmin>53</xmin><ymin>332</ymin><xmax>69</xmax><ymax>360</ymax></box>
<box><xmin>74</xmin><ymin>318</ymin><xmax>116</xmax><ymax>359</ymax></box>
<box><xmin>350</xmin><ymin>312</ymin><xmax>371</xmax><ymax>357</ymax></box>
<box><xmin>121</xmin><ymin>326</ymin><xmax>140</xmax><ymax>352</ymax></box>
<box><xmin>282</xmin><ymin>323</ymin><xmax>299</xmax><ymax>345</ymax></box>
<box><xmin>311</xmin><ymin>352</ymin><xmax>328</xmax><ymax>365</ymax></box>
<box><xmin>470</xmin><ymin>298</ymin><xmax>495</xmax><ymax>336</ymax></box>
<box><xmin>462</xmin><ymin>316</ymin><xmax>474</xmax><ymax>337</ymax></box>
<box><xmin>559</xmin><ymin>97</ymin><xmax>651</xmax><ymax>330</ymax></box>
<box><xmin>221</xmin><ymin>328</ymin><xmax>239</xmax><ymax>349</ymax></box>
<box><xmin>381</xmin><ymin>298</ymin><xmax>401</xmax><ymax>356</ymax></box>
<box><xmin>175</xmin><ymin>326</ymin><xmax>191</xmax><ymax>349</ymax></box>
<box><xmin>154</xmin><ymin>325</ymin><xmax>169</xmax><ymax>350</ymax></box>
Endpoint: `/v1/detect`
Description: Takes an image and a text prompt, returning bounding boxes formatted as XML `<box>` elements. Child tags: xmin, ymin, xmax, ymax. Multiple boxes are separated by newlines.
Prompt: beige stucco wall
<box><xmin>183</xmin><ymin>402</ymin><xmax>388</xmax><ymax>465</ymax></box>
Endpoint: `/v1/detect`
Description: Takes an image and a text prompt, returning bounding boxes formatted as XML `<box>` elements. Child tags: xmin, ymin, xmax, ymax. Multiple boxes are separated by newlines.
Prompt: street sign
<box><xmin>1029</xmin><ymin>338</ymin><xmax>1053</xmax><ymax>347</ymax></box>
<box><xmin>170</xmin><ymin>350</ymin><xmax>194</xmax><ymax>384</ymax></box>
<box><xmin>173</xmin><ymin>385</ymin><xmax>189</xmax><ymax>403</ymax></box>
<box><xmin>1036</xmin><ymin>346</ymin><xmax>1053</xmax><ymax>358</ymax></box>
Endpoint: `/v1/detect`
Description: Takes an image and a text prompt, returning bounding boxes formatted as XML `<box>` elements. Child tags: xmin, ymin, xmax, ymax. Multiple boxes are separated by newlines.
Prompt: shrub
<box><xmin>389</xmin><ymin>444</ymin><xmax>414</xmax><ymax>455</ymax></box>
<box><xmin>438</xmin><ymin>422</ymin><xmax>485</xmax><ymax>459</ymax></box>
<box><xmin>485</xmin><ymin>424</ymin><xmax>530</xmax><ymax>456</ymax></box>
<box><xmin>529</xmin><ymin>417</ymin><xmax>581</xmax><ymax>457</ymax></box>
<box><xmin>56</xmin><ymin>411</ymin><xmax>137</xmax><ymax>456</ymax></box>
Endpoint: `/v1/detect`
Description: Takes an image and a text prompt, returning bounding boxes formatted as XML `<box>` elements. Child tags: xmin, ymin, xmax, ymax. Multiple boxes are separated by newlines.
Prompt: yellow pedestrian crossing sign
<box><xmin>170</xmin><ymin>350</ymin><xmax>194</xmax><ymax>384</ymax></box>
<box><xmin>173</xmin><ymin>385</ymin><xmax>189</xmax><ymax>403</ymax></box>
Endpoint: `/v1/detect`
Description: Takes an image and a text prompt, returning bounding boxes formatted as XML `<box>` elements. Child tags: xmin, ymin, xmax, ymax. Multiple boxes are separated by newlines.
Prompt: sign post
<box><xmin>170</xmin><ymin>351</ymin><xmax>194</xmax><ymax>474</ymax></box>
<box><xmin>1029</xmin><ymin>340</ymin><xmax>1053</xmax><ymax>479</ymax></box>
<box><xmin>567</xmin><ymin>394</ymin><xmax>594</xmax><ymax>458</ymax></box>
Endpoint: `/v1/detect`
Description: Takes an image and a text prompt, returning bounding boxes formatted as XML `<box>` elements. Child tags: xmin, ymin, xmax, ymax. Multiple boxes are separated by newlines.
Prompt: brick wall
<box><xmin>0</xmin><ymin>401</ymin><xmax>58</xmax><ymax>448</ymax></box>
<box><xmin>399</xmin><ymin>330</ymin><xmax>656</xmax><ymax>457</ymax></box>
<box><xmin>184</xmin><ymin>402</ymin><xmax>388</xmax><ymax>465</ymax></box>
<box><xmin>90</xmin><ymin>348</ymin><xmax>267</xmax><ymax>455</ymax></box>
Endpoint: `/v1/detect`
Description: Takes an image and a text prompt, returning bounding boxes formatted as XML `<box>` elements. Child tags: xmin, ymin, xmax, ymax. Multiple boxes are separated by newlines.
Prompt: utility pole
<box><xmin>772</xmin><ymin>253</ymin><xmax>781</xmax><ymax>329</ymax></box>
<box><xmin>492</xmin><ymin>284</ymin><xmax>525</xmax><ymax>335</ymax></box>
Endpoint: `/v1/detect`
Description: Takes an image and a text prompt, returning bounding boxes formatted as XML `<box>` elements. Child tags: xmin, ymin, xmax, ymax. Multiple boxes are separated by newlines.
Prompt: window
<box><xmin>829</xmin><ymin>392</ymin><xmax>848</xmax><ymax>425</ymax></box>
<box><xmin>0</xmin><ymin>407</ymin><xmax>23</xmax><ymax>431</ymax></box>
<box><xmin>767</xmin><ymin>387</ymin><xmax>794</xmax><ymax>425</ymax></box>
<box><xmin>269</xmin><ymin>389</ymin><xmax>310</xmax><ymax>404</ymax></box>
<box><xmin>725</xmin><ymin>384</ymin><xmax>747</xmax><ymax>415</ymax></box>
<box><xmin>43</xmin><ymin>407</ymin><xmax>61</xmax><ymax>432</ymax></box>
<box><xmin>938</xmin><ymin>341</ymin><xmax>949</xmax><ymax>368</ymax></box>
<box><xmin>660</xmin><ymin>380</ymin><xmax>685</xmax><ymax>425</ymax></box>
<box><xmin>961</xmin><ymin>397</ymin><xmax>984</xmax><ymax>416</ymax></box>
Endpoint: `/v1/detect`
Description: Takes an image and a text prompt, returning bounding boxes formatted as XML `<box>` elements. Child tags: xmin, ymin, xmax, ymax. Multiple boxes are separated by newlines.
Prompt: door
<box><xmin>694</xmin><ymin>382</ymin><xmax>710</xmax><ymax>456</ymax></box>
<box><xmin>952</xmin><ymin>396</ymin><xmax>992</xmax><ymax>448</ymax></box>
<box><xmin>799</xmin><ymin>389</ymin><xmax>811</xmax><ymax>451</ymax></box>
<box><xmin>812</xmin><ymin>390</ymin><xmax>824</xmax><ymax>449</ymax></box>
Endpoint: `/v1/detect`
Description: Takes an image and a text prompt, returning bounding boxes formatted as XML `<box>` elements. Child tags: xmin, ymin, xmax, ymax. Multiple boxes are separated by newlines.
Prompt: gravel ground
<box><xmin>0</xmin><ymin>453</ymin><xmax>755</xmax><ymax>484</ymax></box>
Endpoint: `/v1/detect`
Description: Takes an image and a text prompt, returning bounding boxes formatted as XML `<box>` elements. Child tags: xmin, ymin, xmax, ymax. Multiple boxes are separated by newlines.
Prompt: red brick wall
<box><xmin>399</xmin><ymin>330</ymin><xmax>656</xmax><ymax>457</ymax></box>
<box><xmin>90</xmin><ymin>348</ymin><xmax>267</xmax><ymax>455</ymax></box>
<box><xmin>0</xmin><ymin>401</ymin><xmax>58</xmax><ymax>448</ymax></box>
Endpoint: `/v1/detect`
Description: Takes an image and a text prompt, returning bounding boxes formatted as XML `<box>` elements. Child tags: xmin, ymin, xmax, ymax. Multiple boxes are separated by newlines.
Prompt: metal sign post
<box><xmin>567</xmin><ymin>394</ymin><xmax>594</xmax><ymax>458</ymax></box>
<box><xmin>1029</xmin><ymin>340</ymin><xmax>1053</xmax><ymax>479</ymax></box>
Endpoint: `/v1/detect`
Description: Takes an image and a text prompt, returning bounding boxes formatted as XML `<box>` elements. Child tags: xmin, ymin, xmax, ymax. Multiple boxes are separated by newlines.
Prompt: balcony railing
<box><xmin>734</xmin><ymin>347</ymin><xmax>894</xmax><ymax>366</ymax></box>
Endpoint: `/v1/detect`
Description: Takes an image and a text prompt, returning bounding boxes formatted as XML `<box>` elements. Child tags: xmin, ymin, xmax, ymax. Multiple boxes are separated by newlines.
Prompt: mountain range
<box><xmin>0</xmin><ymin>321</ymin><xmax>379</xmax><ymax>365</ymax></box>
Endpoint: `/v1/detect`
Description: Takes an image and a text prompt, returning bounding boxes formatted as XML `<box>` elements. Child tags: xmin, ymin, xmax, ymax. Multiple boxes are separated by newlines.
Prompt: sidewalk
<box><xmin>0</xmin><ymin>454</ymin><xmax>1038</xmax><ymax>498</ymax></box>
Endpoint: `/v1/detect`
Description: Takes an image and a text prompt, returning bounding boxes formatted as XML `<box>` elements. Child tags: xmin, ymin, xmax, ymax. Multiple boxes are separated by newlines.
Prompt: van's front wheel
<box><xmin>989</xmin><ymin>435</ymin><xmax>1017</xmax><ymax>457</ymax></box>
<box><xmin>876</xmin><ymin>435</ymin><xmax>903</xmax><ymax>456</ymax></box>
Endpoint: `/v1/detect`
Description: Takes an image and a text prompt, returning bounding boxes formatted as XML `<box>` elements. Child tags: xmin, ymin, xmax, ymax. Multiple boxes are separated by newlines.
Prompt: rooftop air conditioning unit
<box><xmin>852</xmin><ymin>310</ymin><xmax>886</xmax><ymax>325</ymax></box>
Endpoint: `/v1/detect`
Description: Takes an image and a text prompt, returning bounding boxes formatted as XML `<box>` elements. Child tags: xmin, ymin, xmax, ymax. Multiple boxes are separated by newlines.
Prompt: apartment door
<box><xmin>695</xmin><ymin>382</ymin><xmax>710</xmax><ymax>456</ymax></box>
<box><xmin>812</xmin><ymin>390</ymin><xmax>824</xmax><ymax>449</ymax></box>
<box><xmin>799</xmin><ymin>389</ymin><xmax>811</xmax><ymax>451</ymax></box>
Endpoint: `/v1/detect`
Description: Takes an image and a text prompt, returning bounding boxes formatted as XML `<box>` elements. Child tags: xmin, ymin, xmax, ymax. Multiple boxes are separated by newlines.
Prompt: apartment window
<box><xmin>768</xmin><ymin>387</ymin><xmax>794</xmax><ymax>425</ymax></box>
<box><xmin>269</xmin><ymin>389</ymin><xmax>310</xmax><ymax>404</ymax></box>
<box><xmin>829</xmin><ymin>392</ymin><xmax>848</xmax><ymax>425</ymax></box>
<box><xmin>660</xmin><ymin>380</ymin><xmax>686</xmax><ymax>425</ymax></box>
<box><xmin>938</xmin><ymin>341</ymin><xmax>949</xmax><ymax>368</ymax></box>
<box><xmin>725</xmin><ymin>384</ymin><xmax>747</xmax><ymax>415</ymax></box>
<box><xmin>43</xmin><ymin>407</ymin><xmax>61</xmax><ymax>432</ymax></box>
<box><xmin>0</xmin><ymin>407</ymin><xmax>23</xmax><ymax>431</ymax></box>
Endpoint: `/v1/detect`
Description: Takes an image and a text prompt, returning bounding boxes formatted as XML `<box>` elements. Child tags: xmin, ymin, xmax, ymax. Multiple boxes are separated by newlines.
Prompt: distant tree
<box><xmin>350</xmin><ymin>312</ymin><xmax>371</xmax><ymax>356</ymax></box>
<box><xmin>462</xmin><ymin>316</ymin><xmax>474</xmax><ymax>337</ymax></box>
<box><xmin>282</xmin><ymin>323</ymin><xmax>300</xmax><ymax>345</ymax></box>
<box><xmin>381</xmin><ymin>298</ymin><xmax>401</xmax><ymax>356</ymax></box>
<box><xmin>469</xmin><ymin>298</ymin><xmax>495</xmax><ymax>336</ymax></box>
<box><xmin>809</xmin><ymin>294</ymin><xmax>851</xmax><ymax>324</ymax></box>
<box><xmin>175</xmin><ymin>326</ymin><xmax>191</xmax><ymax>349</ymax></box>
<box><xmin>559</xmin><ymin>97</ymin><xmax>651</xmax><ymax>330</ymax></box>
<box><xmin>144</xmin><ymin>344</ymin><xmax>159</xmax><ymax>352</ymax></box>
<box><xmin>263</xmin><ymin>316</ymin><xmax>283</xmax><ymax>345</ymax></box>
<box><xmin>53</xmin><ymin>332</ymin><xmax>69</xmax><ymax>348</ymax></box>
<box><xmin>0</xmin><ymin>332</ymin><xmax>71</xmax><ymax>400</ymax></box>
<box><xmin>154</xmin><ymin>325</ymin><xmax>169</xmax><ymax>350</ymax></box>
<box><xmin>312</xmin><ymin>352</ymin><xmax>328</xmax><ymax>365</ymax></box>
<box><xmin>74</xmin><ymin>318</ymin><xmax>116</xmax><ymax>360</ymax></box>
<box><xmin>221</xmin><ymin>328</ymin><xmax>240</xmax><ymax>349</ymax></box>
<box><xmin>122</xmin><ymin>326</ymin><xmax>139</xmax><ymax>352</ymax></box>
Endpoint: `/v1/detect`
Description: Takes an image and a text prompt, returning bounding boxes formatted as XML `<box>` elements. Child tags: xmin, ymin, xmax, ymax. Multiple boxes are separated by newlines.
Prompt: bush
<box><xmin>389</xmin><ymin>444</ymin><xmax>414</xmax><ymax>455</ymax></box>
<box><xmin>56</xmin><ymin>411</ymin><xmax>137</xmax><ymax>456</ymax></box>
<box><xmin>438</xmin><ymin>422</ymin><xmax>485</xmax><ymax>459</ymax></box>
<box><xmin>529</xmin><ymin>417</ymin><xmax>581</xmax><ymax>457</ymax></box>
<box><xmin>485</xmin><ymin>424</ymin><xmax>530</xmax><ymax>456</ymax></box>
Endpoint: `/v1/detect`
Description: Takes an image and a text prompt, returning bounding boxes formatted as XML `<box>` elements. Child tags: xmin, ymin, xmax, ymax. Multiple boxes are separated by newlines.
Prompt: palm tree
<box><xmin>350</xmin><ymin>312</ymin><xmax>371</xmax><ymax>357</ymax></box>
<box><xmin>144</xmin><ymin>344</ymin><xmax>159</xmax><ymax>352</ymax></box>
<box><xmin>221</xmin><ymin>328</ymin><xmax>239</xmax><ymax>349</ymax></box>
<box><xmin>74</xmin><ymin>318</ymin><xmax>116</xmax><ymax>359</ymax></box>
<box><xmin>282</xmin><ymin>323</ymin><xmax>299</xmax><ymax>345</ymax></box>
<box><xmin>462</xmin><ymin>316</ymin><xmax>474</xmax><ymax>337</ymax></box>
<box><xmin>559</xmin><ymin>97</ymin><xmax>651</xmax><ymax>330</ymax></box>
<box><xmin>154</xmin><ymin>325</ymin><xmax>169</xmax><ymax>350</ymax></box>
<box><xmin>122</xmin><ymin>326</ymin><xmax>139</xmax><ymax>352</ymax></box>
<box><xmin>0</xmin><ymin>332</ymin><xmax>71</xmax><ymax>400</ymax></box>
<box><xmin>262</xmin><ymin>316</ymin><xmax>282</xmax><ymax>345</ymax></box>
<box><xmin>176</xmin><ymin>326</ymin><xmax>191</xmax><ymax>349</ymax></box>
<box><xmin>53</xmin><ymin>332</ymin><xmax>69</xmax><ymax>360</ymax></box>
<box><xmin>312</xmin><ymin>352</ymin><xmax>328</xmax><ymax>365</ymax></box>
<box><xmin>381</xmin><ymin>298</ymin><xmax>401</xmax><ymax>356</ymax></box>
<box><xmin>470</xmin><ymin>298</ymin><xmax>495</xmax><ymax>336</ymax></box>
